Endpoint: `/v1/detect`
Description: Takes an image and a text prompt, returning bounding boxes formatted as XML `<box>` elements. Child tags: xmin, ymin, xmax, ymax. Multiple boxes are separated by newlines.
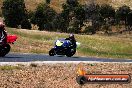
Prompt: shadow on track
<box><xmin>0</xmin><ymin>53</ymin><xmax>132</xmax><ymax>63</ymax></box>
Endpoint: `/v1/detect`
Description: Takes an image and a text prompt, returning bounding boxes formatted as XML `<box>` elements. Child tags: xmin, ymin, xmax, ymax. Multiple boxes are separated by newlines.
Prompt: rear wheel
<box><xmin>49</xmin><ymin>48</ymin><xmax>55</xmax><ymax>56</ymax></box>
<box><xmin>76</xmin><ymin>76</ymin><xmax>87</xmax><ymax>85</ymax></box>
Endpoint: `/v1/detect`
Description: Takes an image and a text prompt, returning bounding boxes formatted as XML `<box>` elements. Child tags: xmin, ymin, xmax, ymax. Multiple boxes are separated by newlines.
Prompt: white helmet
<box><xmin>0</xmin><ymin>22</ymin><xmax>5</xmax><ymax>29</ymax></box>
<box><xmin>69</xmin><ymin>34</ymin><xmax>74</xmax><ymax>38</ymax></box>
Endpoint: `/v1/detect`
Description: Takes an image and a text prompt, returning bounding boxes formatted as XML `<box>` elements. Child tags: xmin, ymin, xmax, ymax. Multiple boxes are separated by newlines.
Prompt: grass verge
<box><xmin>7</xmin><ymin>28</ymin><xmax>132</xmax><ymax>59</ymax></box>
<box><xmin>0</xmin><ymin>65</ymin><xmax>21</xmax><ymax>70</ymax></box>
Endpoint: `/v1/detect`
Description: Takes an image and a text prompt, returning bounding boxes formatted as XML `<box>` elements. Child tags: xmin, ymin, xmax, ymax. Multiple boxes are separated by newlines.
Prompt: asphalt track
<box><xmin>0</xmin><ymin>53</ymin><xmax>132</xmax><ymax>63</ymax></box>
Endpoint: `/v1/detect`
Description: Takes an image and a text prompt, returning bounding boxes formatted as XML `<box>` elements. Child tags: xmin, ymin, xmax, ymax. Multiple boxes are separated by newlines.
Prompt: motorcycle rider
<box><xmin>65</xmin><ymin>34</ymin><xmax>77</xmax><ymax>49</ymax></box>
<box><xmin>0</xmin><ymin>22</ymin><xmax>7</xmax><ymax>45</ymax></box>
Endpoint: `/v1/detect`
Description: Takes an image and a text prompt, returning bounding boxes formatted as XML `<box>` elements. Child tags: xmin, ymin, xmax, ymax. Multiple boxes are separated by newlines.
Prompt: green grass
<box><xmin>76</xmin><ymin>34</ymin><xmax>132</xmax><ymax>59</ymax></box>
<box><xmin>7</xmin><ymin>28</ymin><xmax>132</xmax><ymax>59</ymax></box>
<box><xmin>0</xmin><ymin>65</ymin><xmax>21</xmax><ymax>70</ymax></box>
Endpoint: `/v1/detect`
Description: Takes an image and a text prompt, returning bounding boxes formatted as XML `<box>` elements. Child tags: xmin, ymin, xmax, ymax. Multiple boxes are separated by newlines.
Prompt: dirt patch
<box><xmin>0</xmin><ymin>63</ymin><xmax>131</xmax><ymax>88</ymax></box>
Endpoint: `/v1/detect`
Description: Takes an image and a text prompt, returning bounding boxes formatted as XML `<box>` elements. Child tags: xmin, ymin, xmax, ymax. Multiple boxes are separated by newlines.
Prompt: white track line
<box><xmin>0</xmin><ymin>61</ymin><xmax>132</xmax><ymax>66</ymax></box>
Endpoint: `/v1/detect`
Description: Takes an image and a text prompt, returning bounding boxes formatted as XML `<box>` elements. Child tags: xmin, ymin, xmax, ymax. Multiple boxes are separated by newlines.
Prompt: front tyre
<box><xmin>49</xmin><ymin>48</ymin><xmax>55</xmax><ymax>56</ymax></box>
<box><xmin>66</xmin><ymin>49</ymin><xmax>76</xmax><ymax>57</ymax></box>
<box><xmin>0</xmin><ymin>44</ymin><xmax>11</xmax><ymax>57</ymax></box>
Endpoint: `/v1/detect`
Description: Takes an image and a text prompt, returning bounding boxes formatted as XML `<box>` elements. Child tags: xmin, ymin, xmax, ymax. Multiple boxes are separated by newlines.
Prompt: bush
<box><xmin>27</xmin><ymin>10</ymin><xmax>35</xmax><ymax>19</ymax></box>
<box><xmin>74</xmin><ymin>4</ymin><xmax>85</xmax><ymax>31</ymax></box>
<box><xmin>31</xmin><ymin>4</ymin><xmax>56</xmax><ymax>31</ymax></box>
<box><xmin>66</xmin><ymin>0</ymin><xmax>79</xmax><ymax>7</ymax></box>
<box><xmin>101</xmin><ymin>22</ymin><xmax>111</xmax><ymax>34</ymax></box>
<box><xmin>116</xmin><ymin>5</ymin><xmax>131</xmax><ymax>24</ymax></box>
<box><xmin>60</xmin><ymin>4</ymin><xmax>71</xmax><ymax>32</ymax></box>
<box><xmin>2</xmin><ymin>0</ymin><xmax>27</xmax><ymax>28</ymax></box>
<box><xmin>84</xmin><ymin>26</ymin><xmax>96</xmax><ymax>35</ymax></box>
<box><xmin>91</xmin><ymin>14</ymin><xmax>104</xmax><ymax>31</ymax></box>
<box><xmin>99</xmin><ymin>4</ymin><xmax>115</xmax><ymax>33</ymax></box>
<box><xmin>21</xmin><ymin>19</ymin><xmax>31</xmax><ymax>29</ymax></box>
<box><xmin>84</xmin><ymin>3</ymin><xmax>100</xmax><ymax>19</ymax></box>
<box><xmin>60</xmin><ymin>0</ymin><xmax>84</xmax><ymax>33</ymax></box>
<box><xmin>127</xmin><ymin>11</ymin><xmax>132</xmax><ymax>25</ymax></box>
<box><xmin>67</xmin><ymin>25</ymin><xmax>79</xmax><ymax>33</ymax></box>
<box><xmin>126</xmin><ymin>11</ymin><xmax>132</xmax><ymax>31</ymax></box>
<box><xmin>46</xmin><ymin>0</ymin><xmax>51</xmax><ymax>4</ymax></box>
<box><xmin>68</xmin><ymin>16</ymin><xmax>80</xmax><ymax>33</ymax></box>
<box><xmin>52</xmin><ymin>14</ymin><xmax>66</xmax><ymax>32</ymax></box>
<box><xmin>43</xmin><ymin>22</ymin><xmax>53</xmax><ymax>31</ymax></box>
<box><xmin>0</xmin><ymin>10</ymin><xmax>2</xmax><ymax>17</ymax></box>
<box><xmin>99</xmin><ymin>4</ymin><xmax>115</xmax><ymax>18</ymax></box>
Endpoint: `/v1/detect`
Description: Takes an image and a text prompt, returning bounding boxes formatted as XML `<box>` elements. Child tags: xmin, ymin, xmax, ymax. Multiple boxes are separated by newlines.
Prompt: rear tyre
<box><xmin>49</xmin><ymin>48</ymin><xmax>55</xmax><ymax>56</ymax></box>
<box><xmin>76</xmin><ymin>76</ymin><xmax>87</xmax><ymax>85</ymax></box>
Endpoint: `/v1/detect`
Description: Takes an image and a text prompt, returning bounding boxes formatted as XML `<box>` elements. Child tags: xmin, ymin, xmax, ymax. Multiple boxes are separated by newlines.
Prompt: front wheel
<box><xmin>0</xmin><ymin>44</ymin><xmax>11</xmax><ymax>57</ymax></box>
<box><xmin>49</xmin><ymin>48</ymin><xmax>55</xmax><ymax>56</ymax></box>
<box><xmin>66</xmin><ymin>49</ymin><xmax>76</xmax><ymax>57</ymax></box>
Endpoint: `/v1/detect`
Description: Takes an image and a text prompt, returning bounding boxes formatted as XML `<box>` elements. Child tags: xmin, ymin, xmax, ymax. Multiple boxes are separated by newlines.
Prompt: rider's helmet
<box><xmin>0</xmin><ymin>22</ymin><xmax>5</xmax><ymax>30</ymax></box>
<box><xmin>69</xmin><ymin>34</ymin><xmax>74</xmax><ymax>39</ymax></box>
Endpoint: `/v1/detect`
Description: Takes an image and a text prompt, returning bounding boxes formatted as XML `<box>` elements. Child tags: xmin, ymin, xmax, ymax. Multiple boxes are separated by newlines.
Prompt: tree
<box><xmin>99</xmin><ymin>4</ymin><xmax>115</xmax><ymax>33</ymax></box>
<box><xmin>2</xmin><ymin>0</ymin><xmax>27</xmax><ymax>28</ymax></box>
<box><xmin>126</xmin><ymin>11</ymin><xmax>132</xmax><ymax>32</ymax></box>
<box><xmin>84</xmin><ymin>3</ymin><xmax>100</xmax><ymax>20</ymax></box>
<box><xmin>99</xmin><ymin>4</ymin><xmax>115</xmax><ymax>19</ymax></box>
<box><xmin>84</xmin><ymin>26</ymin><xmax>95</xmax><ymax>35</ymax></box>
<box><xmin>68</xmin><ymin>17</ymin><xmax>80</xmax><ymax>33</ymax></box>
<box><xmin>52</xmin><ymin>14</ymin><xmax>66</xmax><ymax>32</ymax></box>
<box><xmin>46</xmin><ymin>0</ymin><xmax>51</xmax><ymax>4</ymax></box>
<box><xmin>0</xmin><ymin>10</ymin><xmax>2</xmax><ymax>17</ymax></box>
<box><xmin>66</xmin><ymin>0</ymin><xmax>79</xmax><ymax>7</ymax></box>
<box><xmin>31</xmin><ymin>4</ymin><xmax>56</xmax><ymax>31</ymax></box>
<box><xmin>60</xmin><ymin>0</ymin><xmax>85</xmax><ymax>33</ymax></box>
<box><xmin>21</xmin><ymin>19</ymin><xmax>31</xmax><ymax>29</ymax></box>
<box><xmin>27</xmin><ymin>10</ymin><xmax>35</xmax><ymax>19</ymax></box>
<box><xmin>116</xmin><ymin>5</ymin><xmax>131</xmax><ymax>25</ymax></box>
<box><xmin>84</xmin><ymin>3</ymin><xmax>103</xmax><ymax>34</ymax></box>
<box><xmin>74</xmin><ymin>4</ymin><xmax>85</xmax><ymax>33</ymax></box>
<box><xmin>60</xmin><ymin>4</ymin><xmax>71</xmax><ymax>32</ymax></box>
<box><xmin>60</xmin><ymin>0</ymin><xmax>80</xmax><ymax>32</ymax></box>
<box><xmin>91</xmin><ymin>14</ymin><xmax>103</xmax><ymax>32</ymax></box>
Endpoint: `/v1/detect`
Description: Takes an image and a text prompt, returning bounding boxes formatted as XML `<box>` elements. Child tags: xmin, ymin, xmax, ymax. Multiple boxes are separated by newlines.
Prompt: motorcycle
<box><xmin>0</xmin><ymin>35</ymin><xmax>17</xmax><ymax>57</ymax></box>
<box><xmin>49</xmin><ymin>38</ymin><xmax>80</xmax><ymax>57</ymax></box>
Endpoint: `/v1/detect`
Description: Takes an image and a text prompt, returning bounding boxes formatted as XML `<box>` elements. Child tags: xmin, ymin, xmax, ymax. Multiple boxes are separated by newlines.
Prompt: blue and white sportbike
<box><xmin>49</xmin><ymin>38</ymin><xmax>80</xmax><ymax>57</ymax></box>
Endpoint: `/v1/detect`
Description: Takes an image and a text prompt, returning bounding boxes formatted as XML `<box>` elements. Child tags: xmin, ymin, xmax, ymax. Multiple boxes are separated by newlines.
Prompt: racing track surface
<box><xmin>0</xmin><ymin>53</ymin><xmax>132</xmax><ymax>63</ymax></box>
